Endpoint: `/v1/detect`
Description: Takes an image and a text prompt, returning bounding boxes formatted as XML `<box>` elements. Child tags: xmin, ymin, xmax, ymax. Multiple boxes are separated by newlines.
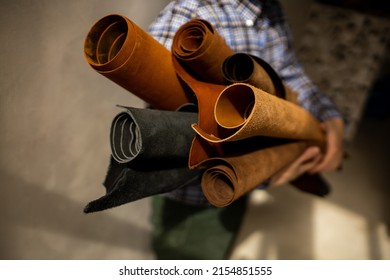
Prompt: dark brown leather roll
<box><xmin>223</xmin><ymin>53</ymin><xmax>282</xmax><ymax>98</ymax></box>
<box><xmin>223</xmin><ymin>53</ymin><xmax>299</xmax><ymax>104</ymax></box>
<box><xmin>223</xmin><ymin>53</ymin><xmax>298</xmax><ymax>104</ymax></box>
<box><xmin>172</xmin><ymin>18</ymin><xmax>234</xmax><ymax>84</ymax></box>
<box><xmin>201</xmin><ymin>141</ymin><xmax>308</xmax><ymax>207</ymax></box>
<box><xmin>84</xmin><ymin>14</ymin><xmax>192</xmax><ymax>110</ymax></box>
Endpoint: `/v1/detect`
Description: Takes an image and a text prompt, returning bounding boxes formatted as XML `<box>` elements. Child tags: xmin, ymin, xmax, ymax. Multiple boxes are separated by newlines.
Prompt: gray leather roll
<box><xmin>84</xmin><ymin>107</ymin><xmax>200</xmax><ymax>213</ymax></box>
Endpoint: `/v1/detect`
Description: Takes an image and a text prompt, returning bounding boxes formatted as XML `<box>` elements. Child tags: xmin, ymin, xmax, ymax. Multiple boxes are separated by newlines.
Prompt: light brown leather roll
<box><xmin>84</xmin><ymin>14</ymin><xmax>191</xmax><ymax>110</ymax></box>
<box><xmin>201</xmin><ymin>141</ymin><xmax>307</xmax><ymax>207</ymax></box>
<box><xmin>193</xmin><ymin>83</ymin><xmax>325</xmax><ymax>149</ymax></box>
<box><xmin>172</xmin><ymin>18</ymin><xmax>234</xmax><ymax>84</ymax></box>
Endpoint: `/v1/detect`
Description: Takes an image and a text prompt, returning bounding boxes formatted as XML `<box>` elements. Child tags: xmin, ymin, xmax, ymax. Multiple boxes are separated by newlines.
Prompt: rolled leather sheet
<box><xmin>201</xmin><ymin>140</ymin><xmax>308</xmax><ymax>207</ymax></box>
<box><xmin>193</xmin><ymin>83</ymin><xmax>326</xmax><ymax>149</ymax></box>
<box><xmin>84</xmin><ymin>14</ymin><xmax>192</xmax><ymax>110</ymax></box>
<box><xmin>170</xmin><ymin>18</ymin><xmax>238</xmax><ymax>168</ymax></box>
<box><xmin>222</xmin><ymin>53</ymin><xmax>298</xmax><ymax>104</ymax></box>
<box><xmin>84</xmin><ymin>107</ymin><xmax>200</xmax><ymax>213</ymax></box>
<box><xmin>84</xmin><ymin>156</ymin><xmax>200</xmax><ymax>213</ymax></box>
<box><xmin>172</xmin><ymin>57</ymin><xmax>228</xmax><ymax>169</ymax></box>
<box><xmin>110</xmin><ymin>106</ymin><xmax>197</xmax><ymax>164</ymax></box>
<box><xmin>172</xmin><ymin>18</ymin><xmax>234</xmax><ymax>84</ymax></box>
<box><xmin>222</xmin><ymin>53</ymin><xmax>331</xmax><ymax>196</ymax></box>
<box><xmin>223</xmin><ymin>53</ymin><xmax>285</xmax><ymax>99</ymax></box>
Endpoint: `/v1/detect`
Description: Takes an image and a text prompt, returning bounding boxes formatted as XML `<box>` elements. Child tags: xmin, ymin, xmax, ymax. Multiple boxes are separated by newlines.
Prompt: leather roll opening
<box><xmin>84</xmin><ymin>15</ymin><xmax>130</xmax><ymax>69</ymax></box>
<box><xmin>203</xmin><ymin>173</ymin><xmax>235</xmax><ymax>207</ymax></box>
<box><xmin>110</xmin><ymin>112</ymin><xmax>141</xmax><ymax>163</ymax></box>
<box><xmin>215</xmin><ymin>84</ymin><xmax>255</xmax><ymax>129</ymax></box>
<box><xmin>223</xmin><ymin>53</ymin><xmax>254</xmax><ymax>81</ymax></box>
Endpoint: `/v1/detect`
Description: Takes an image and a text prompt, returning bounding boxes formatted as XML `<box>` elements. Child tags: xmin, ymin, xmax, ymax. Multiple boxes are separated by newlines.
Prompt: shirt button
<box><xmin>245</xmin><ymin>19</ymin><xmax>254</xmax><ymax>27</ymax></box>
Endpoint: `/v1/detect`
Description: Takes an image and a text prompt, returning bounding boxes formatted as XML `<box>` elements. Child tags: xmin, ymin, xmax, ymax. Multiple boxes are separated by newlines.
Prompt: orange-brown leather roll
<box><xmin>84</xmin><ymin>14</ymin><xmax>191</xmax><ymax>110</ymax></box>
<box><xmin>170</xmin><ymin>19</ymin><xmax>235</xmax><ymax>168</ymax></box>
<box><xmin>193</xmin><ymin>83</ymin><xmax>325</xmax><ymax>149</ymax></box>
<box><xmin>202</xmin><ymin>141</ymin><xmax>308</xmax><ymax>207</ymax></box>
<box><xmin>172</xmin><ymin>18</ymin><xmax>234</xmax><ymax>84</ymax></box>
<box><xmin>172</xmin><ymin>57</ymin><xmax>227</xmax><ymax>169</ymax></box>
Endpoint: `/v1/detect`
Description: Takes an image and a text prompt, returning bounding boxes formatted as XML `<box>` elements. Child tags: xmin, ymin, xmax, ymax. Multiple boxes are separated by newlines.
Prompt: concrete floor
<box><xmin>231</xmin><ymin>116</ymin><xmax>390</xmax><ymax>260</ymax></box>
<box><xmin>0</xmin><ymin>0</ymin><xmax>389</xmax><ymax>260</ymax></box>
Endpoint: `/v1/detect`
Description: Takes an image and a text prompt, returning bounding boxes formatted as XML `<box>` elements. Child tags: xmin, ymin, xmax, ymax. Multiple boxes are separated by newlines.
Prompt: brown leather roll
<box><xmin>222</xmin><ymin>53</ymin><xmax>301</xmax><ymax>103</ymax></box>
<box><xmin>223</xmin><ymin>53</ymin><xmax>281</xmax><ymax>97</ymax></box>
<box><xmin>84</xmin><ymin>14</ymin><xmax>191</xmax><ymax>110</ymax></box>
<box><xmin>172</xmin><ymin>18</ymin><xmax>234</xmax><ymax>84</ymax></box>
<box><xmin>201</xmin><ymin>141</ymin><xmax>308</xmax><ymax>207</ymax></box>
<box><xmin>193</xmin><ymin>83</ymin><xmax>326</xmax><ymax>149</ymax></box>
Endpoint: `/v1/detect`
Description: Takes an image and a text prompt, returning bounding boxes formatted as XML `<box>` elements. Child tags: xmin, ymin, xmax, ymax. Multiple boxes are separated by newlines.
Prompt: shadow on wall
<box><xmin>0</xmin><ymin>171</ymin><xmax>152</xmax><ymax>259</ymax></box>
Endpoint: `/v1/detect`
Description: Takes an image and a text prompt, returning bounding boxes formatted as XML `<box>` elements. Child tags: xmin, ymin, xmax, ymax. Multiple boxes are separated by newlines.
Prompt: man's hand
<box><xmin>309</xmin><ymin>117</ymin><xmax>344</xmax><ymax>173</ymax></box>
<box><xmin>269</xmin><ymin>117</ymin><xmax>344</xmax><ymax>188</ymax></box>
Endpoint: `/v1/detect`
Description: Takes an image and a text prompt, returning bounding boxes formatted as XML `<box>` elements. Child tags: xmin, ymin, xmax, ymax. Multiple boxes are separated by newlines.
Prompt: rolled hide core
<box><xmin>84</xmin><ymin>14</ymin><xmax>191</xmax><ymax>110</ymax></box>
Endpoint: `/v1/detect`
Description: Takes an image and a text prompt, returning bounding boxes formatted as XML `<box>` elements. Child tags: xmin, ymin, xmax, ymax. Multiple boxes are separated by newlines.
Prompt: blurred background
<box><xmin>0</xmin><ymin>0</ymin><xmax>389</xmax><ymax>259</ymax></box>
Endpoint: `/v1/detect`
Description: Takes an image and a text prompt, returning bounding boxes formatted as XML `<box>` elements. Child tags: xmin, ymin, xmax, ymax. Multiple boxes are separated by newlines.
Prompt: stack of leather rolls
<box><xmin>83</xmin><ymin>14</ymin><xmax>329</xmax><ymax>213</ymax></box>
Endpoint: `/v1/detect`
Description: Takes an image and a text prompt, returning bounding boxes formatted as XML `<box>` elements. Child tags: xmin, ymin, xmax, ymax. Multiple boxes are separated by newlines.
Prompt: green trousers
<box><xmin>150</xmin><ymin>195</ymin><xmax>248</xmax><ymax>260</ymax></box>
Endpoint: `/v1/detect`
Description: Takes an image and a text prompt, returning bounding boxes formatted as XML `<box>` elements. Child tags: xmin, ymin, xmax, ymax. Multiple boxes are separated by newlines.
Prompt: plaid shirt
<box><xmin>148</xmin><ymin>0</ymin><xmax>342</xmax><ymax>206</ymax></box>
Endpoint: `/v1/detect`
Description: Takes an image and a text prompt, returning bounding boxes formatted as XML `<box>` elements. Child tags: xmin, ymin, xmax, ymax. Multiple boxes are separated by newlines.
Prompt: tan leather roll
<box><xmin>193</xmin><ymin>83</ymin><xmax>325</xmax><ymax>149</ymax></box>
<box><xmin>172</xmin><ymin>18</ymin><xmax>234</xmax><ymax>84</ymax></box>
<box><xmin>84</xmin><ymin>14</ymin><xmax>191</xmax><ymax>110</ymax></box>
<box><xmin>201</xmin><ymin>141</ymin><xmax>307</xmax><ymax>207</ymax></box>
